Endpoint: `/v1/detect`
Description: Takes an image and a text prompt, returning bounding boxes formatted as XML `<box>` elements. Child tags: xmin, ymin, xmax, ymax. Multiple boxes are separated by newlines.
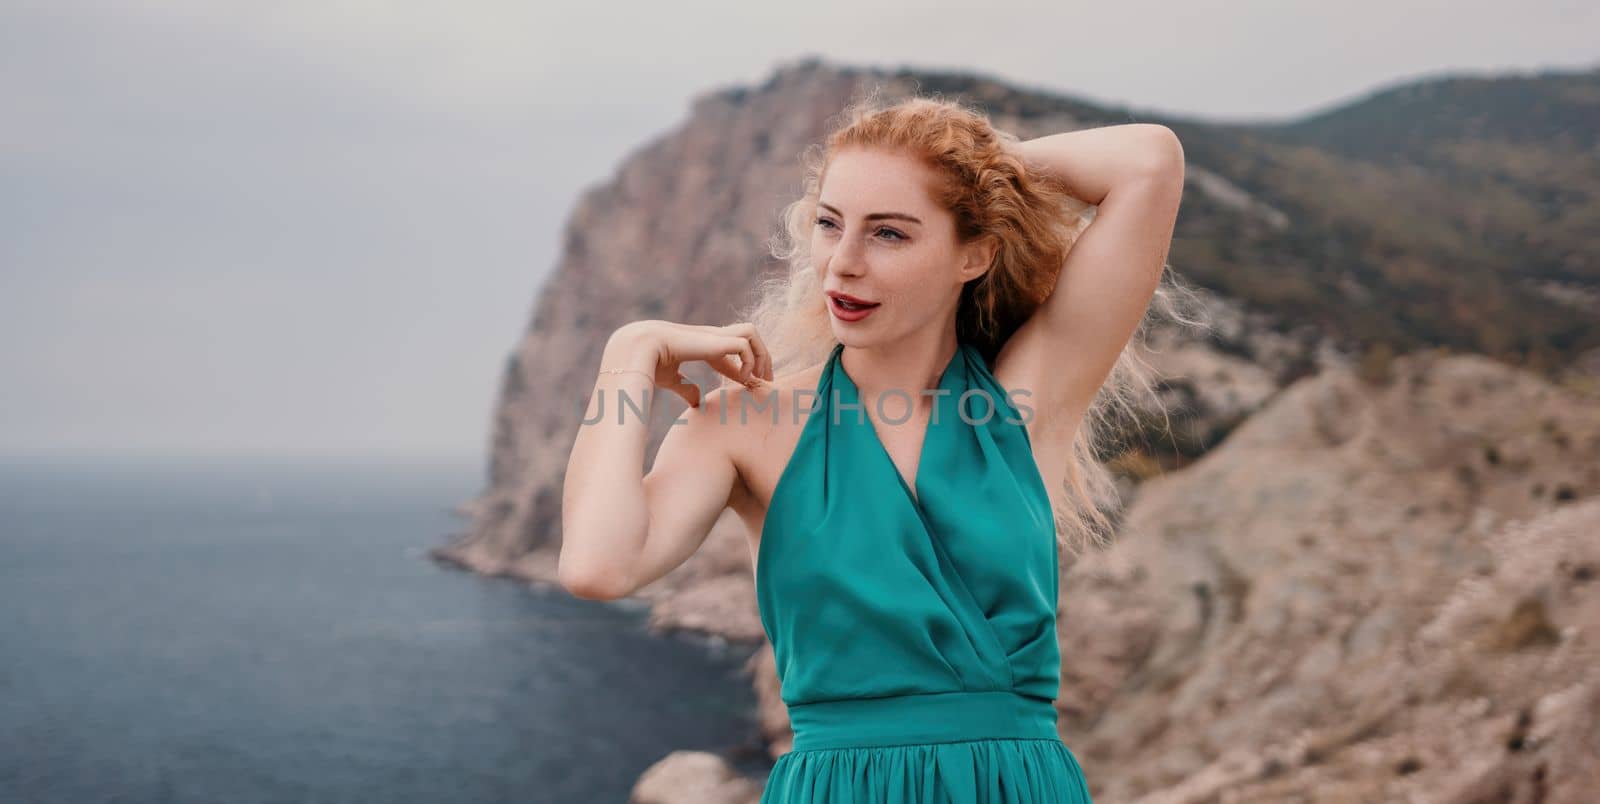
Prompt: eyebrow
<box><xmin>817</xmin><ymin>202</ymin><xmax>922</xmax><ymax>225</ymax></box>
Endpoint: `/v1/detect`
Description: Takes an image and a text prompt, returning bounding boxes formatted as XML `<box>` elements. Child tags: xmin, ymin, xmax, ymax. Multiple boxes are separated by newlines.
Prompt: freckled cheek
<box><xmin>879</xmin><ymin>264</ymin><xmax>940</xmax><ymax>309</ymax></box>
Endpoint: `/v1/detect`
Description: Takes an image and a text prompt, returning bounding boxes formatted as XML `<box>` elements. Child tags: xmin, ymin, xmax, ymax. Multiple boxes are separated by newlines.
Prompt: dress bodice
<box><xmin>755</xmin><ymin>340</ymin><xmax>1061</xmax><ymax>710</ymax></box>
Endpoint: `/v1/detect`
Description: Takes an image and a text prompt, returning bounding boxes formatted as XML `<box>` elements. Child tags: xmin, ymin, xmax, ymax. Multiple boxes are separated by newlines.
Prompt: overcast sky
<box><xmin>3</xmin><ymin>2</ymin><xmax>1595</xmax><ymax>463</ymax></box>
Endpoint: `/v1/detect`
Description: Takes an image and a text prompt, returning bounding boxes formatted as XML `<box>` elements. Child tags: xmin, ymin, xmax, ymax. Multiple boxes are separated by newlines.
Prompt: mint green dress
<box><xmin>756</xmin><ymin>340</ymin><xmax>1094</xmax><ymax>803</ymax></box>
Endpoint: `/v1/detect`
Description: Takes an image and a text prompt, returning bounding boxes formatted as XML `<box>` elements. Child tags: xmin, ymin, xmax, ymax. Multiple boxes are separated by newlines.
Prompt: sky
<box><xmin>2</xmin><ymin>1</ymin><xmax>1595</xmax><ymax>463</ymax></box>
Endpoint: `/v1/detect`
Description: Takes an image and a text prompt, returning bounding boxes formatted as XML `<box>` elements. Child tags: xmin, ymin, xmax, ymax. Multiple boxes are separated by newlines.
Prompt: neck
<box><xmin>839</xmin><ymin>333</ymin><xmax>959</xmax><ymax>408</ymax></box>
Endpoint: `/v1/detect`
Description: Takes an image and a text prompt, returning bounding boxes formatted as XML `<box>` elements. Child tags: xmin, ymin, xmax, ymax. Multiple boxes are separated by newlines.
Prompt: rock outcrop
<box><xmin>1053</xmin><ymin>351</ymin><xmax>1600</xmax><ymax>802</ymax></box>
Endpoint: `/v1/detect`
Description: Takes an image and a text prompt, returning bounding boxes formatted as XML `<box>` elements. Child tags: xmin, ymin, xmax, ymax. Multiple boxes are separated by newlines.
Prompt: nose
<box><xmin>826</xmin><ymin>231</ymin><xmax>867</xmax><ymax>278</ymax></box>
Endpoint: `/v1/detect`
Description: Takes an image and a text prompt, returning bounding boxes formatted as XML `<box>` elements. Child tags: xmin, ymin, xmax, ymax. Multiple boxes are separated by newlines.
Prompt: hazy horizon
<box><xmin>4</xmin><ymin>2</ymin><xmax>1595</xmax><ymax>461</ymax></box>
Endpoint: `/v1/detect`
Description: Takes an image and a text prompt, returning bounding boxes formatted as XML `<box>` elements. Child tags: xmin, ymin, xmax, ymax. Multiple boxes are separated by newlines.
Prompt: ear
<box><xmin>960</xmin><ymin>234</ymin><xmax>999</xmax><ymax>281</ymax></box>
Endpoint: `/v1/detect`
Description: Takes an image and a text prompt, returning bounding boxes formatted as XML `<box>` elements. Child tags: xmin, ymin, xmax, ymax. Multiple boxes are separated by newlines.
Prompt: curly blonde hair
<box><xmin>738</xmin><ymin>87</ymin><xmax>1208</xmax><ymax>558</ymax></box>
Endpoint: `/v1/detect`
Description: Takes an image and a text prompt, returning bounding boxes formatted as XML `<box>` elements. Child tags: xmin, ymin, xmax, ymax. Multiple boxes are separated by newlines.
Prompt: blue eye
<box><xmin>815</xmin><ymin>217</ymin><xmax>905</xmax><ymax>242</ymax></box>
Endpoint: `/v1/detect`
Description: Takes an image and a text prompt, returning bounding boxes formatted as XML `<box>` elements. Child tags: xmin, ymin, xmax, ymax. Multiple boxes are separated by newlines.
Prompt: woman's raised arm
<box><xmin>558</xmin><ymin>321</ymin><xmax>772</xmax><ymax>600</ymax></box>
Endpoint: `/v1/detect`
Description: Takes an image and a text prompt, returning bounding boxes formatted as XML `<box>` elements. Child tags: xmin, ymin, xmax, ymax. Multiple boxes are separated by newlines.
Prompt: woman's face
<box><xmin>811</xmin><ymin>147</ymin><xmax>992</xmax><ymax>346</ymax></box>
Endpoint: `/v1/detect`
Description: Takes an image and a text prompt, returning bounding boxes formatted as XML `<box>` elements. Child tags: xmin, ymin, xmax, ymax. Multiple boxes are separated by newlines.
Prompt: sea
<box><xmin>0</xmin><ymin>453</ymin><xmax>768</xmax><ymax>804</ymax></box>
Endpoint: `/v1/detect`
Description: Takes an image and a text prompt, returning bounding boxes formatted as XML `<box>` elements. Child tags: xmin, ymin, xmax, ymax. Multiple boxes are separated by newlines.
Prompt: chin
<box><xmin>829</xmin><ymin>329</ymin><xmax>890</xmax><ymax>350</ymax></box>
<box><xmin>828</xmin><ymin>326</ymin><xmax>869</xmax><ymax>344</ymax></box>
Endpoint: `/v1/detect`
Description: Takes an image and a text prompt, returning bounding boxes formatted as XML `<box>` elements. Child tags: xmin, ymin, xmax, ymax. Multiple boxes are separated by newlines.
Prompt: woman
<box><xmin>561</xmin><ymin>94</ymin><xmax>1190</xmax><ymax>802</ymax></box>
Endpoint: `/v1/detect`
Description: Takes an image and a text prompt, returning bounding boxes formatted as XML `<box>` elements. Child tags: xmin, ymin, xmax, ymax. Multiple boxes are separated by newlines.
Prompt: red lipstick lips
<box><xmin>827</xmin><ymin>290</ymin><xmax>880</xmax><ymax>322</ymax></box>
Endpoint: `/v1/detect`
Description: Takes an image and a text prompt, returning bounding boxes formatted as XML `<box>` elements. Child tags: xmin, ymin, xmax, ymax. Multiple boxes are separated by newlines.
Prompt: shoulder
<box><xmin>705</xmin><ymin>361</ymin><xmax>827</xmax><ymax>441</ymax></box>
<box><xmin>707</xmin><ymin>362</ymin><xmax>827</xmax><ymax>495</ymax></box>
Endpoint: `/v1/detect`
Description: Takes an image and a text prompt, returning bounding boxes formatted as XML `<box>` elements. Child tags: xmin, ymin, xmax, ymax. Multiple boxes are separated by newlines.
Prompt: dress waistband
<box><xmin>785</xmin><ymin>690</ymin><xmax>1061</xmax><ymax>752</ymax></box>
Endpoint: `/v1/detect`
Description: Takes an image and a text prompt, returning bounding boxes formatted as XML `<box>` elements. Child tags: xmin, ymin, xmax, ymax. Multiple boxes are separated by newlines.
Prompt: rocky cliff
<box><xmin>431</xmin><ymin>58</ymin><xmax>1600</xmax><ymax>802</ymax></box>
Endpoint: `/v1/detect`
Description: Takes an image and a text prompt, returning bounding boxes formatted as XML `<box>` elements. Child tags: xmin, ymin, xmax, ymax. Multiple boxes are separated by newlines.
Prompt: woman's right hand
<box><xmin>603</xmin><ymin>320</ymin><xmax>775</xmax><ymax>409</ymax></box>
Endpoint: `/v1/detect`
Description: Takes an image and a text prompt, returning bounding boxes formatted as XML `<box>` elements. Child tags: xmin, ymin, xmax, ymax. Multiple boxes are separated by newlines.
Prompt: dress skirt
<box><xmin>759</xmin><ymin>690</ymin><xmax>1094</xmax><ymax>804</ymax></box>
